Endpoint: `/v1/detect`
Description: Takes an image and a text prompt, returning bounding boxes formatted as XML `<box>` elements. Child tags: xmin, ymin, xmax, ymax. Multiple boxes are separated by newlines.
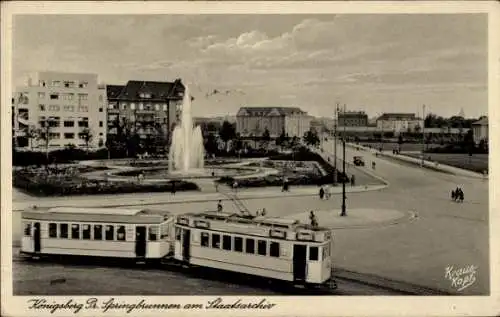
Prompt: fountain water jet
<box><xmin>168</xmin><ymin>85</ymin><xmax>205</xmax><ymax>173</ymax></box>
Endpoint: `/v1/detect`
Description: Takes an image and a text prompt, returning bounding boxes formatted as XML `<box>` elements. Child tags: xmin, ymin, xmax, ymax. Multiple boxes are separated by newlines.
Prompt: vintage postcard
<box><xmin>1</xmin><ymin>1</ymin><xmax>499</xmax><ymax>316</ymax></box>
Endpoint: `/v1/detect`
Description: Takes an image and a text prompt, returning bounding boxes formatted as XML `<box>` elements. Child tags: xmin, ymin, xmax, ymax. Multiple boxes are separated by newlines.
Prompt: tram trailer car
<box><xmin>173</xmin><ymin>211</ymin><xmax>334</xmax><ymax>287</ymax></box>
<box><xmin>21</xmin><ymin>207</ymin><xmax>175</xmax><ymax>261</ymax></box>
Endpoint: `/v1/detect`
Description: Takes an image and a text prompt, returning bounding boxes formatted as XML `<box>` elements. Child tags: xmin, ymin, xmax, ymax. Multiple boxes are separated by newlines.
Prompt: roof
<box><xmin>106</xmin><ymin>79</ymin><xmax>186</xmax><ymax>101</ymax></box>
<box><xmin>377</xmin><ymin>113</ymin><xmax>418</xmax><ymax>121</ymax></box>
<box><xmin>237</xmin><ymin>107</ymin><xmax>307</xmax><ymax>116</ymax></box>
<box><xmin>22</xmin><ymin>207</ymin><xmax>172</xmax><ymax>224</ymax></box>
<box><xmin>472</xmin><ymin>117</ymin><xmax>488</xmax><ymax>126</ymax></box>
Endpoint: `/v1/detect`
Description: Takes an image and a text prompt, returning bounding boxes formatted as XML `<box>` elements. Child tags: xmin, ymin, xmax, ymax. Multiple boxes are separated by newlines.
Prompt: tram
<box><xmin>20</xmin><ymin>207</ymin><xmax>175</xmax><ymax>261</ymax></box>
<box><xmin>173</xmin><ymin>211</ymin><xmax>334</xmax><ymax>286</ymax></box>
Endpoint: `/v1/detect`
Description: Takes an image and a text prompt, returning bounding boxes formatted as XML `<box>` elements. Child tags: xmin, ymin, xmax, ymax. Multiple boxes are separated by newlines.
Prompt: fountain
<box><xmin>168</xmin><ymin>85</ymin><xmax>205</xmax><ymax>173</ymax></box>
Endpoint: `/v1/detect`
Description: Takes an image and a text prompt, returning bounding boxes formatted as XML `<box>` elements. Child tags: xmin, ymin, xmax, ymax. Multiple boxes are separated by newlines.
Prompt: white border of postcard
<box><xmin>1</xmin><ymin>1</ymin><xmax>499</xmax><ymax>316</ymax></box>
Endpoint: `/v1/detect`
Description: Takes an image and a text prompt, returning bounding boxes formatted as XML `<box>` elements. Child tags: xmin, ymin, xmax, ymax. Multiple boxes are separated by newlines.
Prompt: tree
<box><xmin>37</xmin><ymin>118</ymin><xmax>56</xmax><ymax>167</ymax></box>
<box><xmin>80</xmin><ymin>128</ymin><xmax>93</xmax><ymax>154</ymax></box>
<box><xmin>261</xmin><ymin>128</ymin><xmax>271</xmax><ymax>150</ymax></box>
<box><xmin>303</xmin><ymin>130</ymin><xmax>320</xmax><ymax>147</ymax></box>
<box><xmin>219</xmin><ymin>120</ymin><xmax>236</xmax><ymax>152</ymax></box>
<box><xmin>26</xmin><ymin>125</ymin><xmax>38</xmax><ymax>151</ymax></box>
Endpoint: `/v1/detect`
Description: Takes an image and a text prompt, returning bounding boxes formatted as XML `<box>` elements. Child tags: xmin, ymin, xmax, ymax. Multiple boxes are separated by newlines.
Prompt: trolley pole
<box><xmin>333</xmin><ymin>103</ymin><xmax>339</xmax><ymax>185</ymax></box>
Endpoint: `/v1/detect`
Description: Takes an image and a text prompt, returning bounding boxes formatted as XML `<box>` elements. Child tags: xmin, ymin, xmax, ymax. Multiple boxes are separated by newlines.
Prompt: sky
<box><xmin>12</xmin><ymin>14</ymin><xmax>488</xmax><ymax>119</ymax></box>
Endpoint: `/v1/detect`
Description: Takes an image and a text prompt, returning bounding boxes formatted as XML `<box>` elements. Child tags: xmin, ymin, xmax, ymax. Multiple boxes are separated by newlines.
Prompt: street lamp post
<box><xmin>340</xmin><ymin>104</ymin><xmax>347</xmax><ymax>217</ymax></box>
<box><xmin>333</xmin><ymin>103</ymin><xmax>339</xmax><ymax>185</ymax></box>
<box><xmin>421</xmin><ymin>104</ymin><xmax>426</xmax><ymax>167</ymax></box>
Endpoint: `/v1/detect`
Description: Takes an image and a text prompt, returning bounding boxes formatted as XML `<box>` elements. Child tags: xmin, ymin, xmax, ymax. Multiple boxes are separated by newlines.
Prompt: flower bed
<box><xmin>13</xmin><ymin>170</ymin><xmax>199</xmax><ymax>197</ymax></box>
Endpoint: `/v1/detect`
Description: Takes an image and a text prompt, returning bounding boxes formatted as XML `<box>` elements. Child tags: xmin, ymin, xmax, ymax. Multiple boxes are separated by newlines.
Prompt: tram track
<box><xmin>11</xmin><ymin>252</ymin><xmax>451</xmax><ymax>296</ymax></box>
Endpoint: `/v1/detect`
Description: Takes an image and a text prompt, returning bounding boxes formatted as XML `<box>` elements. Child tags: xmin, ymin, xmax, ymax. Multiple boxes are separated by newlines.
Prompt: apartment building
<box><xmin>376</xmin><ymin>113</ymin><xmax>424</xmax><ymax>133</ymax></box>
<box><xmin>338</xmin><ymin>111</ymin><xmax>368</xmax><ymax>127</ymax></box>
<box><xmin>236</xmin><ymin>106</ymin><xmax>311</xmax><ymax>138</ymax></box>
<box><xmin>105</xmin><ymin>79</ymin><xmax>185</xmax><ymax>148</ymax></box>
<box><xmin>13</xmin><ymin>71</ymin><xmax>107</xmax><ymax>151</ymax></box>
<box><xmin>471</xmin><ymin>116</ymin><xmax>488</xmax><ymax>144</ymax></box>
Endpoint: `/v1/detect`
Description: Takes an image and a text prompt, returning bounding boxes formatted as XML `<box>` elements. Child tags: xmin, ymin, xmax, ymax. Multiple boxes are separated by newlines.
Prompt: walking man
<box><xmin>217</xmin><ymin>200</ymin><xmax>223</xmax><ymax>212</ymax></box>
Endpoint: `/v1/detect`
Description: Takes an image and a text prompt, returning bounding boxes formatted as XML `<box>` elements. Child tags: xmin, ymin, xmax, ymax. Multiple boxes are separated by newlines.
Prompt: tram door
<box><xmin>135</xmin><ymin>226</ymin><xmax>147</xmax><ymax>257</ymax></box>
<box><xmin>33</xmin><ymin>222</ymin><xmax>41</xmax><ymax>253</ymax></box>
<box><xmin>293</xmin><ymin>244</ymin><xmax>307</xmax><ymax>281</ymax></box>
<box><xmin>182</xmin><ymin>229</ymin><xmax>191</xmax><ymax>261</ymax></box>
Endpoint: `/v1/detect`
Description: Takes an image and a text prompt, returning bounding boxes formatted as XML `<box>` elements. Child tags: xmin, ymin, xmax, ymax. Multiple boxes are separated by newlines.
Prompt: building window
<box><xmin>99</xmin><ymin>121</ymin><xmax>103</xmax><ymax>127</ymax></box>
<box><xmin>71</xmin><ymin>224</ymin><xmax>80</xmax><ymax>239</ymax></box>
<box><xmin>175</xmin><ymin>227</ymin><xmax>181</xmax><ymax>241</ymax></box>
<box><xmin>148</xmin><ymin>226</ymin><xmax>158</xmax><ymax>241</ymax></box>
<box><xmin>94</xmin><ymin>225</ymin><xmax>103</xmax><ymax>240</ymax></box>
<box><xmin>257</xmin><ymin>240</ymin><xmax>267</xmax><ymax>256</ymax></box>
<box><xmin>68</xmin><ymin>94</ymin><xmax>74</xmax><ymax>100</ymax></box>
<box><xmin>130</xmin><ymin>103</ymin><xmax>136</xmax><ymax>110</ymax></box>
<box><xmin>117</xmin><ymin>226</ymin><xmax>126</xmax><ymax>241</ymax></box>
<box><xmin>99</xmin><ymin>107</ymin><xmax>103</xmax><ymax>112</ymax></box>
<box><xmin>222</xmin><ymin>235</ymin><xmax>232</xmax><ymax>251</ymax></box>
<box><xmin>211</xmin><ymin>233</ymin><xmax>221</xmax><ymax>248</ymax></box>
<box><xmin>105</xmin><ymin>225</ymin><xmax>114</xmax><ymax>240</ymax></box>
<box><xmin>38</xmin><ymin>92</ymin><xmax>46</xmax><ymax>99</ymax></box>
<box><xmin>163</xmin><ymin>104</ymin><xmax>168</xmax><ymax>111</ymax></box>
<box><xmin>79</xmin><ymin>81</ymin><xmax>88</xmax><ymax>88</ymax></box>
<box><xmin>139</xmin><ymin>103</ymin><xmax>144</xmax><ymax>110</ymax></box>
<box><xmin>24</xmin><ymin>223</ymin><xmax>31</xmax><ymax>236</ymax></box>
<box><xmin>48</xmin><ymin>105</ymin><xmax>60</xmax><ymax>111</ymax></box>
<box><xmin>98</xmin><ymin>95</ymin><xmax>103</xmax><ymax>101</ymax></box>
<box><xmin>201</xmin><ymin>232</ymin><xmax>209</xmax><ymax>247</ymax></box>
<box><xmin>51</xmin><ymin>81</ymin><xmax>61</xmax><ymax>87</ymax></box>
<box><xmin>309</xmin><ymin>246</ymin><xmax>319</xmax><ymax>261</ymax></box>
<box><xmin>78</xmin><ymin>106</ymin><xmax>89</xmax><ymax>112</ymax></box>
<box><xmin>50</xmin><ymin>93</ymin><xmax>59</xmax><ymax>100</ymax></box>
<box><xmin>39</xmin><ymin>104</ymin><xmax>45</xmax><ymax>111</ymax></box>
<box><xmin>59</xmin><ymin>223</ymin><xmax>68</xmax><ymax>238</ymax></box>
<box><xmin>270</xmin><ymin>242</ymin><xmax>280</xmax><ymax>257</ymax></box>
<box><xmin>82</xmin><ymin>224</ymin><xmax>91</xmax><ymax>240</ymax></box>
<box><xmin>155</xmin><ymin>104</ymin><xmax>160</xmax><ymax>111</ymax></box>
<box><xmin>49</xmin><ymin>133</ymin><xmax>60</xmax><ymax>139</ymax></box>
<box><xmin>48</xmin><ymin>223</ymin><xmax>58</xmax><ymax>238</ymax></box>
<box><xmin>78</xmin><ymin>118</ymin><xmax>89</xmax><ymax>127</ymax></box>
<box><xmin>122</xmin><ymin>103</ymin><xmax>127</xmax><ymax>110</ymax></box>
<box><xmin>245</xmin><ymin>238</ymin><xmax>255</xmax><ymax>254</ymax></box>
<box><xmin>78</xmin><ymin>94</ymin><xmax>88</xmax><ymax>100</ymax></box>
<box><xmin>63</xmin><ymin>105</ymin><xmax>74</xmax><ymax>112</ymax></box>
<box><xmin>64</xmin><ymin>120</ymin><xmax>74</xmax><ymax>127</ymax></box>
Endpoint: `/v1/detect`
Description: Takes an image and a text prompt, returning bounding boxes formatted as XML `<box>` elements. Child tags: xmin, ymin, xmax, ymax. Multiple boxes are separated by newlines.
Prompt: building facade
<box><xmin>472</xmin><ymin>117</ymin><xmax>488</xmax><ymax>144</ymax></box>
<box><xmin>376</xmin><ymin>113</ymin><xmax>424</xmax><ymax>133</ymax></box>
<box><xmin>13</xmin><ymin>72</ymin><xmax>107</xmax><ymax>151</ymax></box>
<box><xmin>106</xmin><ymin>79</ymin><xmax>185</xmax><ymax>150</ymax></box>
<box><xmin>338</xmin><ymin>111</ymin><xmax>368</xmax><ymax>127</ymax></box>
<box><xmin>236</xmin><ymin>107</ymin><xmax>311</xmax><ymax>138</ymax></box>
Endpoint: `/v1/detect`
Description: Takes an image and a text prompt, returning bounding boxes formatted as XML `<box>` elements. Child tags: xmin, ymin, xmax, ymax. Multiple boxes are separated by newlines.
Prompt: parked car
<box><xmin>353</xmin><ymin>156</ymin><xmax>365</xmax><ymax>166</ymax></box>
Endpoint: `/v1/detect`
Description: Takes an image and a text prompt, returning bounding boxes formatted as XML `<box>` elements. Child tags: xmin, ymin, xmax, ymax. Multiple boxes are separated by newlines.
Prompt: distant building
<box><xmin>13</xmin><ymin>71</ymin><xmax>107</xmax><ymax>151</ymax></box>
<box><xmin>106</xmin><ymin>79</ymin><xmax>185</xmax><ymax>148</ymax></box>
<box><xmin>471</xmin><ymin>116</ymin><xmax>488</xmax><ymax>144</ymax></box>
<box><xmin>338</xmin><ymin>111</ymin><xmax>368</xmax><ymax>127</ymax></box>
<box><xmin>376</xmin><ymin>113</ymin><xmax>424</xmax><ymax>133</ymax></box>
<box><xmin>236</xmin><ymin>106</ymin><xmax>311</xmax><ymax>138</ymax></box>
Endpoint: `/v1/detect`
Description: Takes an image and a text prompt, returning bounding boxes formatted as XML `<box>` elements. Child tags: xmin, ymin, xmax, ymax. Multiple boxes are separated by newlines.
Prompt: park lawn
<box><xmin>404</xmin><ymin>153</ymin><xmax>488</xmax><ymax>173</ymax></box>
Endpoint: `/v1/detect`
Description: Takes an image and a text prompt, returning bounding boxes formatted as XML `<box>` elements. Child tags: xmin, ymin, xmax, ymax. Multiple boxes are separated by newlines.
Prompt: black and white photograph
<box><xmin>1</xmin><ymin>2</ymin><xmax>499</xmax><ymax>316</ymax></box>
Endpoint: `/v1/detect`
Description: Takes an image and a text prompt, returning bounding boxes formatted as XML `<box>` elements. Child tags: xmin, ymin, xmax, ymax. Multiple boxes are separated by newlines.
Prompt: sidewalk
<box><xmin>346</xmin><ymin>143</ymin><xmax>487</xmax><ymax>179</ymax></box>
<box><xmin>12</xmin><ymin>183</ymin><xmax>387</xmax><ymax>211</ymax></box>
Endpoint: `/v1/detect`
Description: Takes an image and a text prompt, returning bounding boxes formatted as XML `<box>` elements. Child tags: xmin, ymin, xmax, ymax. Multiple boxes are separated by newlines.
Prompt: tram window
<box><xmin>82</xmin><ymin>224</ymin><xmax>91</xmax><ymax>240</ymax></box>
<box><xmin>94</xmin><ymin>225</ymin><xmax>103</xmax><ymax>240</ymax></box>
<box><xmin>59</xmin><ymin>223</ymin><xmax>68</xmax><ymax>238</ymax></box>
<box><xmin>212</xmin><ymin>234</ymin><xmax>221</xmax><ymax>248</ymax></box>
<box><xmin>71</xmin><ymin>224</ymin><xmax>80</xmax><ymax>239</ymax></box>
<box><xmin>257</xmin><ymin>240</ymin><xmax>267</xmax><ymax>256</ymax></box>
<box><xmin>222</xmin><ymin>235</ymin><xmax>231</xmax><ymax>251</ymax></box>
<box><xmin>105</xmin><ymin>225</ymin><xmax>114</xmax><ymax>240</ymax></box>
<box><xmin>48</xmin><ymin>223</ymin><xmax>58</xmax><ymax>238</ymax></box>
<box><xmin>234</xmin><ymin>237</ymin><xmax>243</xmax><ymax>252</ymax></box>
<box><xmin>201</xmin><ymin>232</ymin><xmax>209</xmax><ymax>247</ymax></box>
<box><xmin>309</xmin><ymin>246</ymin><xmax>319</xmax><ymax>261</ymax></box>
<box><xmin>270</xmin><ymin>242</ymin><xmax>280</xmax><ymax>257</ymax></box>
<box><xmin>245</xmin><ymin>238</ymin><xmax>255</xmax><ymax>254</ymax></box>
<box><xmin>149</xmin><ymin>226</ymin><xmax>158</xmax><ymax>241</ymax></box>
<box><xmin>175</xmin><ymin>227</ymin><xmax>181</xmax><ymax>241</ymax></box>
<box><xmin>24</xmin><ymin>223</ymin><xmax>31</xmax><ymax>236</ymax></box>
<box><xmin>117</xmin><ymin>226</ymin><xmax>126</xmax><ymax>241</ymax></box>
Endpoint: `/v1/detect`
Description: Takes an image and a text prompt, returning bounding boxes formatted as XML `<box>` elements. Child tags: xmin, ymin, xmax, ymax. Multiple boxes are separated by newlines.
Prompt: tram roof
<box><xmin>22</xmin><ymin>207</ymin><xmax>172</xmax><ymax>224</ymax></box>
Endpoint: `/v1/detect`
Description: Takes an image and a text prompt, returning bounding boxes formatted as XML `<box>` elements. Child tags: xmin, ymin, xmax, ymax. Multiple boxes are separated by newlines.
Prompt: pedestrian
<box><xmin>214</xmin><ymin>181</ymin><xmax>219</xmax><ymax>192</ymax></box>
<box><xmin>319</xmin><ymin>186</ymin><xmax>325</xmax><ymax>200</ymax></box>
<box><xmin>309</xmin><ymin>211</ymin><xmax>318</xmax><ymax>228</ymax></box>
<box><xmin>233</xmin><ymin>180</ymin><xmax>238</xmax><ymax>193</ymax></box>
<box><xmin>171</xmin><ymin>181</ymin><xmax>176</xmax><ymax>195</ymax></box>
<box><xmin>325</xmin><ymin>185</ymin><xmax>331</xmax><ymax>200</ymax></box>
<box><xmin>351</xmin><ymin>175</ymin><xmax>355</xmax><ymax>186</ymax></box>
<box><xmin>261</xmin><ymin>208</ymin><xmax>267</xmax><ymax>217</ymax></box>
<box><xmin>217</xmin><ymin>200</ymin><xmax>223</xmax><ymax>212</ymax></box>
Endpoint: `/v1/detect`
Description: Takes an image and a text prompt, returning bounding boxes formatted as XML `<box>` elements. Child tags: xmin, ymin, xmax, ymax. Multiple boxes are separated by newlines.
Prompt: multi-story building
<box><xmin>376</xmin><ymin>113</ymin><xmax>424</xmax><ymax>133</ymax></box>
<box><xmin>338</xmin><ymin>111</ymin><xmax>368</xmax><ymax>127</ymax></box>
<box><xmin>472</xmin><ymin>116</ymin><xmax>488</xmax><ymax>144</ymax></box>
<box><xmin>236</xmin><ymin>106</ymin><xmax>311</xmax><ymax>138</ymax></box>
<box><xmin>105</xmin><ymin>79</ymin><xmax>185</xmax><ymax>149</ymax></box>
<box><xmin>13</xmin><ymin>71</ymin><xmax>107</xmax><ymax>151</ymax></box>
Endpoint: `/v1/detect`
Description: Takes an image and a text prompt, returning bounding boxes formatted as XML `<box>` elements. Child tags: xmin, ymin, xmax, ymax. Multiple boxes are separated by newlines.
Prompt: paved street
<box><xmin>11</xmin><ymin>142</ymin><xmax>489</xmax><ymax>295</ymax></box>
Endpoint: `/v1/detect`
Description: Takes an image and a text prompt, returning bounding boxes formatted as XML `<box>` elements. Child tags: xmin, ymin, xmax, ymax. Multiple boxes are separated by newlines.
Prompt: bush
<box><xmin>12</xmin><ymin>148</ymin><xmax>110</xmax><ymax>166</ymax></box>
